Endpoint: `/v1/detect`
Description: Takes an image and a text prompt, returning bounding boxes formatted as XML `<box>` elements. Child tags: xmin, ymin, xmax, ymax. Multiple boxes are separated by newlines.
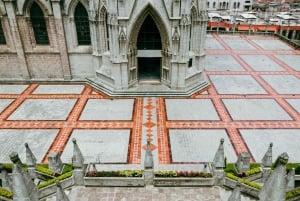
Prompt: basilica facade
<box><xmin>0</xmin><ymin>0</ymin><xmax>208</xmax><ymax>95</ymax></box>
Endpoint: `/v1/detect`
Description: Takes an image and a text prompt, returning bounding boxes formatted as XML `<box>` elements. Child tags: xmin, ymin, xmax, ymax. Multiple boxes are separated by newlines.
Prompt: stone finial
<box><xmin>228</xmin><ymin>181</ymin><xmax>241</xmax><ymax>201</ymax></box>
<box><xmin>262</xmin><ymin>143</ymin><xmax>273</xmax><ymax>167</ymax></box>
<box><xmin>144</xmin><ymin>139</ymin><xmax>153</xmax><ymax>169</ymax></box>
<box><xmin>72</xmin><ymin>138</ymin><xmax>84</xmax><ymax>169</ymax></box>
<box><xmin>259</xmin><ymin>152</ymin><xmax>289</xmax><ymax>201</ymax></box>
<box><xmin>9</xmin><ymin>152</ymin><xmax>39</xmax><ymax>201</ymax></box>
<box><xmin>286</xmin><ymin>168</ymin><xmax>295</xmax><ymax>192</ymax></box>
<box><xmin>48</xmin><ymin>152</ymin><xmax>64</xmax><ymax>174</ymax></box>
<box><xmin>213</xmin><ymin>138</ymin><xmax>225</xmax><ymax>169</ymax></box>
<box><xmin>56</xmin><ymin>181</ymin><xmax>70</xmax><ymax>201</ymax></box>
<box><xmin>235</xmin><ymin>152</ymin><xmax>250</xmax><ymax>174</ymax></box>
<box><xmin>0</xmin><ymin>164</ymin><xmax>12</xmax><ymax>191</ymax></box>
<box><xmin>25</xmin><ymin>143</ymin><xmax>37</xmax><ymax>167</ymax></box>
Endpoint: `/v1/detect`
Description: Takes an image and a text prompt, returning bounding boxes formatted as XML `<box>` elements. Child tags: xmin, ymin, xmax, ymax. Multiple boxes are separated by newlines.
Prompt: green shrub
<box><xmin>37</xmin><ymin>171</ymin><xmax>73</xmax><ymax>189</ymax></box>
<box><xmin>244</xmin><ymin>167</ymin><xmax>262</xmax><ymax>177</ymax></box>
<box><xmin>62</xmin><ymin>164</ymin><xmax>73</xmax><ymax>174</ymax></box>
<box><xmin>286</xmin><ymin>163</ymin><xmax>300</xmax><ymax>174</ymax></box>
<box><xmin>154</xmin><ymin>170</ymin><xmax>212</xmax><ymax>178</ymax></box>
<box><xmin>154</xmin><ymin>170</ymin><xmax>177</xmax><ymax>177</ymax></box>
<box><xmin>249</xmin><ymin>163</ymin><xmax>261</xmax><ymax>169</ymax></box>
<box><xmin>0</xmin><ymin>187</ymin><xmax>13</xmax><ymax>199</ymax></box>
<box><xmin>35</xmin><ymin>165</ymin><xmax>55</xmax><ymax>176</ymax></box>
<box><xmin>86</xmin><ymin>170</ymin><xmax>143</xmax><ymax>177</ymax></box>
<box><xmin>226</xmin><ymin>173</ymin><xmax>262</xmax><ymax>190</ymax></box>
<box><xmin>286</xmin><ymin>187</ymin><xmax>300</xmax><ymax>199</ymax></box>
<box><xmin>224</xmin><ymin>163</ymin><xmax>237</xmax><ymax>175</ymax></box>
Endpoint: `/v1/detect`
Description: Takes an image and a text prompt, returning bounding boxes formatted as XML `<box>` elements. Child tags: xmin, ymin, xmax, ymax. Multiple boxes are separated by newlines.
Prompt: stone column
<box><xmin>48</xmin><ymin>152</ymin><xmax>64</xmax><ymax>174</ymax></box>
<box><xmin>286</xmin><ymin>168</ymin><xmax>295</xmax><ymax>192</ymax></box>
<box><xmin>0</xmin><ymin>164</ymin><xmax>12</xmax><ymax>191</ymax></box>
<box><xmin>259</xmin><ymin>152</ymin><xmax>289</xmax><ymax>201</ymax></box>
<box><xmin>144</xmin><ymin>139</ymin><xmax>154</xmax><ymax>185</ymax></box>
<box><xmin>25</xmin><ymin>143</ymin><xmax>37</xmax><ymax>179</ymax></box>
<box><xmin>213</xmin><ymin>138</ymin><xmax>225</xmax><ymax>185</ymax></box>
<box><xmin>228</xmin><ymin>182</ymin><xmax>241</xmax><ymax>201</ymax></box>
<box><xmin>56</xmin><ymin>182</ymin><xmax>70</xmax><ymax>201</ymax></box>
<box><xmin>10</xmin><ymin>152</ymin><xmax>39</xmax><ymax>201</ymax></box>
<box><xmin>235</xmin><ymin>152</ymin><xmax>250</xmax><ymax>174</ymax></box>
<box><xmin>50</xmin><ymin>0</ymin><xmax>72</xmax><ymax>80</ymax></box>
<box><xmin>72</xmin><ymin>138</ymin><xmax>85</xmax><ymax>185</ymax></box>
<box><xmin>3</xmin><ymin>0</ymin><xmax>30</xmax><ymax>79</ymax></box>
<box><xmin>261</xmin><ymin>143</ymin><xmax>273</xmax><ymax>183</ymax></box>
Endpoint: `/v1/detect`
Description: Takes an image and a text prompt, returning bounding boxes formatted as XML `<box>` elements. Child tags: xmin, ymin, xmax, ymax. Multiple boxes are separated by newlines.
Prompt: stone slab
<box><xmin>0</xmin><ymin>99</ymin><xmax>14</xmax><ymax>113</ymax></box>
<box><xmin>61</xmin><ymin>129</ymin><xmax>130</xmax><ymax>163</ymax></box>
<box><xmin>240</xmin><ymin>55</ymin><xmax>284</xmax><ymax>71</ymax></box>
<box><xmin>222</xmin><ymin>99</ymin><xmax>292</xmax><ymax>120</ymax></box>
<box><xmin>240</xmin><ymin>129</ymin><xmax>300</xmax><ymax>162</ymax></box>
<box><xmin>79</xmin><ymin>99</ymin><xmax>134</xmax><ymax>120</ymax></box>
<box><xmin>169</xmin><ymin>129</ymin><xmax>237</xmax><ymax>163</ymax></box>
<box><xmin>0</xmin><ymin>85</ymin><xmax>28</xmax><ymax>94</ymax></box>
<box><xmin>0</xmin><ymin>129</ymin><xmax>58</xmax><ymax>163</ymax></box>
<box><xmin>206</xmin><ymin>55</ymin><xmax>245</xmax><ymax>71</ymax></box>
<box><xmin>8</xmin><ymin>99</ymin><xmax>77</xmax><ymax>120</ymax></box>
<box><xmin>275</xmin><ymin>55</ymin><xmax>300</xmax><ymax>71</ymax></box>
<box><xmin>33</xmin><ymin>85</ymin><xmax>85</xmax><ymax>94</ymax></box>
<box><xmin>252</xmin><ymin>39</ymin><xmax>293</xmax><ymax>50</ymax></box>
<box><xmin>286</xmin><ymin>99</ymin><xmax>300</xmax><ymax>113</ymax></box>
<box><xmin>165</xmin><ymin>99</ymin><xmax>219</xmax><ymax>120</ymax></box>
<box><xmin>206</xmin><ymin>38</ymin><xmax>225</xmax><ymax>49</ymax></box>
<box><xmin>222</xmin><ymin>39</ymin><xmax>256</xmax><ymax>50</ymax></box>
<box><xmin>210</xmin><ymin>75</ymin><xmax>267</xmax><ymax>94</ymax></box>
<box><xmin>261</xmin><ymin>75</ymin><xmax>300</xmax><ymax>94</ymax></box>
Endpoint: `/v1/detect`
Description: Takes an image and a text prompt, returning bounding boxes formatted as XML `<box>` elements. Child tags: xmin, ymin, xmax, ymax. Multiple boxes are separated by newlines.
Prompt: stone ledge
<box><xmin>83</xmin><ymin>177</ymin><xmax>145</xmax><ymax>187</ymax></box>
<box><xmin>153</xmin><ymin>177</ymin><xmax>215</xmax><ymax>187</ymax></box>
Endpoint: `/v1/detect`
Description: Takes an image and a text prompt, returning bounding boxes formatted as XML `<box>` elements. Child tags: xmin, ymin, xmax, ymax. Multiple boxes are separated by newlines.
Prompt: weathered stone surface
<box><xmin>0</xmin><ymin>164</ymin><xmax>12</xmax><ymax>191</ymax></box>
<box><xmin>286</xmin><ymin>168</ymin><xmax>295</xmax><ymax>192</ymax></box>
<box><xmin>259</xmin><ymin>152</ymin><xmax>289</xmax><ymax>201</ymax></box>
<box><xmin>25</xmin><ymin>143</ymin><xmax>37</xmax><ymax>167</ymax></box>
<box><xmin>261</xmin><ymin>143</ymin><xmax>273</xmax><ymax>168</ymax></box>
<box><xmin>72</xmin><ymin>138</ymin><xmax>84</xmax><ymax>169</ymax></box>
<box><xmin>235</xmin><ymin>152</ymin><xmax>250</xmax><ymax>174</ymax></box>
<box><xmin>144</xmin><ymin>139</ymin><xmax>153</xmax><ymax>169</ymax></box>
<box><xmin>9</xmin><ymin>152</ymin><xmax>39</xmax><ymax>201</ymax></box>
<box><xmin>228</xmin><ymin>182</ymin><xmax>241</xmax><ymax>201</ymax></box>
<box><xmin>56</xmin><ymin>181</ymin><xmax>70</xmax><ymax>201</ymax></box>
<box><xmin>48</xmin><ymin>152</ymin><xmax>63</xmax><ymax>174</ymax></box>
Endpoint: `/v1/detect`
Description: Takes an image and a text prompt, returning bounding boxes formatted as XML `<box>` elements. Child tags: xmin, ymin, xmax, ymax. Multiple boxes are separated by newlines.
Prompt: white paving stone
<box><xmin>0</xmin><ymin>85</ymin><xmax>28</xmax><ymax>94</ymax></box>
<box><xmin>33</xmin><ymin>84</ymin><xmax>85</xmax><ymax>94</ymax></box>
<box><xmin>222</xmin><ymin>39</ymin><xmax>256</xmax><ymax>50</ymax></box>
<box><xmin>210</xmin><ymin>75</ymin><xmax>267</xmax><ymax>94</ymax></box>
<box><xmin>61</xmin><ymin>129</ymin><xmax>130</xmax><ymax>163</ymax></box>
<box><xmin>275</xmin><ymin>55</ymin><xmax>300</xmax><ymax>71</ymax></box>
<box><xmin>252</xmin><ymin>39</ymin><xmax>293</xmax><ymax>50</ymax></box>
<box><xmin>222</xmin><ymin>99</ymin><xmax>292</xmax><ymax>120</ymax></box>
<box><xmin>240</xmin><ymin>129</ymin><xmax>300</xmax><ymax>162</ymax></box>
<box><xmin>240</xmin><ymin>55</ymin><xmax>284</xmax><ymax>71</ymax></box>
<box><xmin>206</xmin><ymin>55</ymin><xmax>245</xmax><ymax>71</ymax></box>
<box><xmin>261</xmin><ymin>75</ymin><xmax>300</xmax><ymax>94</ymax></box>
<box><xmin>286</xmin><ymin>99</ymin><xmax>300</xmax><ymax>113</ymax></box>
<box><xmin>0</xmin><ymin>129</ymin><xmax>58</xmax><ymax>163</ymax></box>
<box><xmin>165</xmin><ymin>99</ymin><xmax>219</xmax><ymax>120</ymax></box>
<box><xmin>8</xmin><ymin>99</ymin><xmax>77</xmax><ymax>120</ymax></box>
<box><xmin>169</xmin><ymin>129</ymin><xmax>237</xmax><ymax>162</ymax></box>
<box><xmin>0</xmin><ymin>99</ymin><xmax>14</xmax><ymax>113</ymax></box>
<box><xmin>80</xmin><ymin>99</ymin><xmax>134</xmax><ymax>120</ymax></box>
<box><xmin>206</xmin><ymin>38</ymin><xmax>225</xmax><ymax>49</ymax></box>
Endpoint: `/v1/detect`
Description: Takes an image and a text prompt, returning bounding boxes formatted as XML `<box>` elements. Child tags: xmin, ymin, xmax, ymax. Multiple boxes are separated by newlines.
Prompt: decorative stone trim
<box><xmin>83</xmin><ymin>176</ymin><xmax>145</xmax><ymax>187</ymax></box>
<box><xmin>153</xmin><ymin>177</ymin><xmax>215</xmax><ymax>187</ymax></box>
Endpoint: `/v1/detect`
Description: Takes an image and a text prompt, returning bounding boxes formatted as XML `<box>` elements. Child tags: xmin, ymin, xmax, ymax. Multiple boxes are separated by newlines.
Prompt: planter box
<box><xmin>287</xmin><ymin>195</ymin><xmax>300</xmax><ymax>201</ymax></box>
<box><xmin>84</xmin><ymin>177</ymin><xmax>145</xmax><ymax>187</ymax></box>
<box><xmin>39</xmin><ymin>177</ymin><xmax>74</xmax><ymax>199</ymax></box>
<box><xmin>154</xmin><ymin>177</ymin><xmax>215</xmax><ymax>187</ymax></box>
<box><xmin>244</xmin><ymin>172</ymin><xmax>262</xmax><ymax>181</ymax></box>
<box><xmin>224</xmin><ymin>177</ymin><xmax>260</xmax><ymax>198</ymax></box>
<box><xmin>0</xmin><ymin>195</ymin><xmax>12</xmax><ymax>201</ymax></box>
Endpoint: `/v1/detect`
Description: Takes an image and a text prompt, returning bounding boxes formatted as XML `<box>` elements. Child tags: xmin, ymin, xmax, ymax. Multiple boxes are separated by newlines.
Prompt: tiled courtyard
<box><xmin>0</xmin><ymin>34</ymin><xmax>300</xmax><ymax>171</ymax></box>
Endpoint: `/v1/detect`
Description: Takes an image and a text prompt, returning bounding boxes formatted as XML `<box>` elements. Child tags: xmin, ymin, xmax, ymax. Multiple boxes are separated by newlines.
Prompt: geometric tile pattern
<box><xmin>0</xmin><ymin>34</ymin><xmax>300</xmax><ymax>166</ymax></box>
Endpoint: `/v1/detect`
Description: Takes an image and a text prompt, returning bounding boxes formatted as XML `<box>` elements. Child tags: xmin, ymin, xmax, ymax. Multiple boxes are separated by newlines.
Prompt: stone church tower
<box><xmin>0</xmin><ymin>0</ymin><xmax>208</xmax><ymax>95</ymax></box>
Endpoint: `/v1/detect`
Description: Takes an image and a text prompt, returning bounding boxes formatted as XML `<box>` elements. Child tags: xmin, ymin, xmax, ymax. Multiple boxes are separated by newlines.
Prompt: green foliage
<box><xmin>286</xmin><ymin>187</ymin><xmax>300</xmax><ymax>199</ymax></box>
<box><xmin>86</xmin><ymin>170</ymin><xmax>143</xmax><ymax>177</ymax></box>
<box><xmin>249</xmin><ymin>163</ymin><xmax>261</xmax><ymax>169</ymax></box>
<box><xmin>154</xmin><ymin>170</ymin><xmax>212</xmax><ymax>178</ymax></box>
<box><xmin>62</xmin><ymin>164</ymin><xmax>73</xmax><ymax>174</ymax></box>
<box><xmin>286</xmin><ymin>163</ymin><xmax>300</xmax><ymax>174</ymax></box>
<box><xmin>226</xmin><ymin>173</ymin><xmax>262</xmax><ymax>190</ymax></box>
<box><xmin>37</xmin><ymin>172</ymin><xmax>73</xmax><ymax>189</ymax></box>
<box><xmin>224</xmin><ymin>163</ymin><xmax>237</xmax><ymax>175</ymax></box>
<box><xmin>244</xmin><ymin>167</ymin><xmax>262</xmax><ymax>177</ymax></box>
<box><xmin>0</xmin><ymin>187</ymin><xmax>13</xmax><ymax>199</ymax></box>
<box><xmin>35</xmin><ymin>165</ymin><xmax>55</xmax><ymax>176</ymax></box>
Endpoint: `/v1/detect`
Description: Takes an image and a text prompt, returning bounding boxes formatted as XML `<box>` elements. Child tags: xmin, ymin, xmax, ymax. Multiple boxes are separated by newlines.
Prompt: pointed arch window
<box><xmin>0</xmin><ymin>20</ymin><xmax>6</xmax><ymax>45</ymax></box>
<box><xmin>75</xmin><ymin>2</ymin><xmax>91</xmax><ymax>45</ymax></box>
<box><xmin>30</xmin><ymin>2</ymin><xmax>49</xmax><ymax>45</ymax></box>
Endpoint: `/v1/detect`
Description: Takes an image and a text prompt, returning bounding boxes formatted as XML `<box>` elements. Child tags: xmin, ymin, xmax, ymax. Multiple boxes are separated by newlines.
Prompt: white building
<box><xmin>207</xmin><ymin>0</ymin><xmax>253</xmax><ymax>12</ymax></box>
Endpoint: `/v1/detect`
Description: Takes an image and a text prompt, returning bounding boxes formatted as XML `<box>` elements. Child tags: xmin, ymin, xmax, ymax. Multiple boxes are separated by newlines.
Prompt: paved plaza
<box><xmin>0</xmin><ymin>34</ymin><xmax>300</xmax><ymax>200</ymax></box>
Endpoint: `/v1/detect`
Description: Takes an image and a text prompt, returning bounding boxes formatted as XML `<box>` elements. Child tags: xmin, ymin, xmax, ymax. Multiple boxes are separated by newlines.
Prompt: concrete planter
<box><xmin>0</xmin><ymin>195</ymin><xmax>12</xmax><ymax>201</ymax></box>
<box><xmin>287</xmin><ymin>195</ymin><xmax>300</xmax><ymax>201</ymax></box>
<box><xmin>154</xmin><ymin>177</ymin><xmax>215</xmax><ymax>187</ymax></box>
<box><xmin>224</xmin><ymin>177</ymin><xmax>260</xmax><ymax>198</ymax></box>
<box><xmin>84</xmin><ymin>176</ymin><xmax>145</xmax><ymax>187</ymax></box>
<box><xmin>244</xmin><ymin>172</ymin><xmax>262</xmax><ymax>181</ymax></box>
<box><xmin>39</xmin><ymin>177</ymin><xmax>74</xmax><ymax>199</ymax></box>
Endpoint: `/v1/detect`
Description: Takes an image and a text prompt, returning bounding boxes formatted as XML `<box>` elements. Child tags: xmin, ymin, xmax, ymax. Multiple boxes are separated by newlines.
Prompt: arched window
<box><xmin>207</xmin><ymin>2</ymin><xmax>210</xmax><ymax>8</ymax></box>
<box><xmin>30</xmin><ymin>2</ymin><xmax>49</xmax><ymax>45</ymax></box>
<box><xmin>74</xmin><ymin>2</ymin><xmax>91</xmax><ymax>45</ymax></box>
<box><xmin>237</xmin><ymin>2</ymin><xmax>240</xmax><ymax>8</ymax></box>
<box><xmin>213</xmin><ymin>2</ymin><xmax>216</xmax><ymax>8</ymax></box>
<box><xmin>0</xmin><ymin>20</ymin><xmax>6</xmax><ymax>45</ymax></box>
<box><xmin>233</xmin><ymin>2</ymin><xmax>237</xmax><ymax>9</ymax></box>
